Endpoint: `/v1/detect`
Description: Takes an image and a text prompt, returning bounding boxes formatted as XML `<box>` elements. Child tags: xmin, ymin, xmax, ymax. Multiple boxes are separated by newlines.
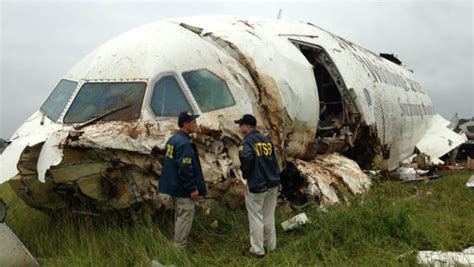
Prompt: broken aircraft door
<box><xmin>289</xmin><ymin>39</ymin><xmax>353</xmax><ymax>156</ymax></box>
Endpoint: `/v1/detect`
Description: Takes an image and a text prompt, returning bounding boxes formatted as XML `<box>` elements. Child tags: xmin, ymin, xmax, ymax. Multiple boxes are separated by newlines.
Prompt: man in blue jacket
<box><xmin>235</xmin><ymin>114</ymin><xmax>280</xmax><ymax>258</ymax></box>
<box><xmin>158</xmin><ymin>111</ymin><xmax>207</xmax><ymax>248</ymax></box>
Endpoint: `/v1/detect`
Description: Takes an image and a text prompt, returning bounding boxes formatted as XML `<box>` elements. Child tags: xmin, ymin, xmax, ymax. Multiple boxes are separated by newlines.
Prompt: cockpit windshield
<box><xmin>182</xmin><ymin>69</ymin><xmax>235</xmax><ymax>112</ymax></box>
<box><xmin>64</xmin><ymin>82</ymin><xmax>146</xmax><ymax>124</ymax></box>
<box><xmin>40</xmin><ymin>79</ymin><xmax>78</xmax><ymax>121</ymax></box>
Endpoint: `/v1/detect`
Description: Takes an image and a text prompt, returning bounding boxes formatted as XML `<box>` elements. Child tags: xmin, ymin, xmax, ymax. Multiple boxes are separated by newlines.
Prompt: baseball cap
<box><xmin>234</xmin><ymin>114</ymin><xmax>257</xmax><ymax>126</ymax></box>
<box><xmin>178</xmin><ymin>111</ymin><xmax>200</xmax><ymax>126</ymax></box>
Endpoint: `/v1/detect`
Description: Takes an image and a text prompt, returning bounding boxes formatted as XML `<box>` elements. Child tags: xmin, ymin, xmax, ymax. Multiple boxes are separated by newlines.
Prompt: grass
<box><xmin>1</xmin><ymin>170</ymin><xmax>473</xmax><ymax>266</ymax></box>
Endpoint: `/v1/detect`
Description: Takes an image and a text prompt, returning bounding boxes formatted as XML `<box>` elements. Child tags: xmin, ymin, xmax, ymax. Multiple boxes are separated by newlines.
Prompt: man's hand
<box><xmin>190</xmin><ymin>189</ymin><xmax>199</xmax><ymax>200</ymax></box>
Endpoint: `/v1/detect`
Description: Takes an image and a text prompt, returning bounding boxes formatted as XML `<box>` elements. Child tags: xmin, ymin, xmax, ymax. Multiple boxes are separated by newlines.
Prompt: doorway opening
<box><xmin>291</xmin><ymin>40</ymin><xmax>355</xmax><ymax>155</ymax></box>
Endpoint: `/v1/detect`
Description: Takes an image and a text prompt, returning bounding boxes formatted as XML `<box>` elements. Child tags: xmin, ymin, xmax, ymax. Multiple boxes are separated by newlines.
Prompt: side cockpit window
<box><xmin>64</xmin><ymin>82</ymin><xmax>146</xmax><ymax>123</ymax></box>
<box><xmin>182</xmin><ymin>69</ymin><xmax>235</xmax><ymax>112</ymax></box>
<box><xmin>150</xmin><ymin>75</ymin><xmax>192</xmax><ymax>117</ymax></box>
<box><xmin>40</xmin><ymin>79</ymin><xmax>78</xmax><ymax>121</ymax></box>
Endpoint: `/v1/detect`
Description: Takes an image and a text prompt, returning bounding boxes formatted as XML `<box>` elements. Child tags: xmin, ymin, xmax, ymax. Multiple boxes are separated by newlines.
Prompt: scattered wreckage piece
<box><xmin>414</xmin><ymin>114</ymin><xmax>468</xmax><ymax>165</ymax></box>
<box><xmin>416</xmin><ymin>246</ymin><xmax>474</xmax><ymax>266</ymax></box>
<box><xmin>390</xmin><ymin>167</ymin><xmax>440</xmax><ymax>182</ymax></box>
<box><xmin>458</xmin><ymin>119</ymin><xmax>474</xmax><ymax>140</ymax></box>
<box><xmin>448</xmin><ymin>116</ymin><xmax>474</xmax><ymax>166</ymax></box>
<box><xmin>466</xmin><ymin>175</ymin><xmax>474</xmax><ymax>188</ymax></box>
<box><xmin>400</xmin><ymin>153</ymin><xmax>440</xmax><ymax>170</ymax></box>
<box><xmin>291</xmin><ymin>153</ymin><xmax>371</xmax><ymax>205</ymax></box>
<box><xmin>281</xmin><ymin>212</ymin><xmax>308</xmax><ymax>231</ymax></box>
<box><xmin>400</xmin><ymin>174</ymin><xmax>440</xmax><ymax>183</ymax></box>
<box><xmin>0</xmin><ymin>200</ymin><xmax>40</xmax><ymax>267</ymax></box>
<box><xmin>151</xmin><ymin>260</ymin><xmax>176</xmax><ymax>267</ymax></box>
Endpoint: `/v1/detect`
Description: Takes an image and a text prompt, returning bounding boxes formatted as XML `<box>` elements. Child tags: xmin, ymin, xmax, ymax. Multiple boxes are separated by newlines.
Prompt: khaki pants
<box><xmin>172</xmin><ymin>197</ymin><xmax>195</xmax><ymax>248</ymax></box>
<box><xmin>245</xmin><ymin>186</ymin><xmax>278</xmax><ymax>255</ymax></box>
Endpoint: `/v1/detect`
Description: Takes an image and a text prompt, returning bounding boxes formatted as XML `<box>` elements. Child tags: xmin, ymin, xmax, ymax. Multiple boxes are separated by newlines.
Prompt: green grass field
<box><xmin>1</xmin><ymin>170</ymin><xmax>473</xmax><ymax>266</ymax></box>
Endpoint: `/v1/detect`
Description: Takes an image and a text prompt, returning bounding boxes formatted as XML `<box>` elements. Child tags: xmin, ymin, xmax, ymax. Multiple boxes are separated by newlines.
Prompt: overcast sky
<box><xmin>0</xmin><ymin>0</ymin><xmax>472</xmax><ymax>138</ymax></box>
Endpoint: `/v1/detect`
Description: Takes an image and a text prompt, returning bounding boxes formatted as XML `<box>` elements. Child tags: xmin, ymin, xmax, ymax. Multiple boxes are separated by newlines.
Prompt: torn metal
<box><xmin>459</xmin><ymin>119</ymin><xmax>474</xmax><ymax>140</ymax></box>
<box><xmin>414</xmin><ymin>114</ymin><xmax>467</xmax><ymax>164</ymax></box>
<box><xmin>0</xmin><ymin>16</ymin><xmax>465</xmax><ymax>214</ymax></box>
<box><xmin>290</xmin><ymin>154</ymin><xmax>371</xmax><ymax>205</ymax></box>
<box><xmin>417</xmin><ymin>246</ymin><xmax>474</xmax><ymax>266</ymax></box>
<box><xmin>281</xmin><ymin>212</ymin><xmax>308</xmax><ymax>231</ymax></box>
<box><xmin>467</xmin><ymin>175</ymin><xmax>474</xmax><ymax>188</ymax></box>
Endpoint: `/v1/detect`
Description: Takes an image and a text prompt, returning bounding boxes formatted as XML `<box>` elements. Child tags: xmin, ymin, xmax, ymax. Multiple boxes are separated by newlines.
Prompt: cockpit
<box><xmin>40</xmin><ymin>68</ymin><xmax>237</xmax><ymax>124</ymax></box>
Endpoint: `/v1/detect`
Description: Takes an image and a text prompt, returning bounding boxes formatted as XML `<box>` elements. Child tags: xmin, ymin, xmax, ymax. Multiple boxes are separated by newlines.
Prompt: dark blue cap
<box><xmin>234</xmin><ymin>114</ymin><xmax>257</xmax><ymax>126</ymax></box>
<box><xmin>178</xmin><ymin>111</ymin><xmax>199</xmax><ymax>126</ymax></box>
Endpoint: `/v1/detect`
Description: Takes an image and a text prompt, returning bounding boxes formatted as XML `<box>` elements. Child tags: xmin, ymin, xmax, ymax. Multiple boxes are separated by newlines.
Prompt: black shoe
<box><xmin>242</xmin><ymin>249</ymin><xmax>265</xmax><ymax>258</ymax></box>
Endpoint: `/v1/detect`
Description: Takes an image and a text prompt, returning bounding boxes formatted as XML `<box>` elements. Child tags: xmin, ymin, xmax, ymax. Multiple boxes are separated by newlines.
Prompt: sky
<box><xmin>0</xmin><ymin>0</ymin><xmax>472</xmax><ymax>138</ymax></box>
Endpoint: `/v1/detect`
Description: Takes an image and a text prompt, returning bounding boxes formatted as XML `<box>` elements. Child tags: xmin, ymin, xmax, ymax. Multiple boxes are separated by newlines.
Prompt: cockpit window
<box><xmin>150</xmin><ymin>75</ymin><xmax>192</xmax><ymax>117</ymax></box>
<box><xmin>182</xmin><ymin>69</ymin><xmax>235</xmax><ymax>112</ymax></box>
<box><xmin>64</xmin><ymin>82</ymin><xmax>146</xmax><ymax>123</ymax></box>
<box><xmin>40</xmin><ymin>79</ymin><xmax>78</xmax><ymax>121</ymax></box>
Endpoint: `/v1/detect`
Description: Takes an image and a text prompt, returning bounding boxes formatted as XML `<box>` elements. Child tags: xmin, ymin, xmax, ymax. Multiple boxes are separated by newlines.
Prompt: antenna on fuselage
<box><xmin>277</xmin><ymin>9</ymin><xmax>283</xmax><ymax>20</ymax></box>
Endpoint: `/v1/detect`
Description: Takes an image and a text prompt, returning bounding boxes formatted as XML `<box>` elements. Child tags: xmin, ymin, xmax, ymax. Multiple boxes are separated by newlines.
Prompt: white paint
<box><xmin>417</xmin><ymin>246</ymin><xmax>474</xmax><ymax>266</ymax></box>
<box><xmin>466</xmin><ymin>175</ymin><xmax>474</xmax><ymax>188</ymax></box>
<box><xmin>0</xmin><ymin>112</ymin><xmax>67</xmax><ymax>184</ymax></box>
<box><xmin>36</xmin><ymin>130</ymin><xmax>69</xmax><ymax>183</ymax></box>
<box><xmin>416</xmin><ymin>114</ymin><xmax>467</xmax><ymax>159</ymax></box>
<box><xmin>281</xmin><ymin>213</ymin><xmax>308</xmax><ymax>231</ymax></box>
<box><xmin>0</xmin><ymin>223</ymin><xmax>39</xmax><ymax>266</ymax></box>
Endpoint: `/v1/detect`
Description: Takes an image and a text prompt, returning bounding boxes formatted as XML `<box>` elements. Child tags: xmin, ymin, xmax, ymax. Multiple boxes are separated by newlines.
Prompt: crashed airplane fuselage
<box><xmin>0</xmin><ymin>16</ymin><xmax>466</xmax><ymax>212</ymax></box>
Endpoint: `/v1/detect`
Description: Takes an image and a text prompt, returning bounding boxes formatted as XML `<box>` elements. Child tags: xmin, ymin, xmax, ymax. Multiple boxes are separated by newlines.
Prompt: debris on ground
<box><xmin>287</xmin><ymin>153</ymin><xmax>371</xmax><ymax>206</ymax></box>
<box><xmin>210</xmin><ymin>220</ymin><xmax>219</xmax><ymax>229</ymax></box>
<box><xmin>281</xmin><ymin>213</ymin><xmax>308</xmax><ymax>231</ymax></box>
<box><xmin>402</xmin><ymin>174</ymin><xmax>440</xmax><ymax>183</ymax></box>
<box><xmin>441</xmin><ymin>164</ymin><xmax>464</xmax><ymax>171</ymax></box>
<box><xmin>151</xmin><ymin>260</ymin><xmax>175</xmax><ymax>267</ymax></box>
<box><xmin>416</xmin><ymin>246</ymin><xmax>474</xmax><ymax>266</ymax></box>
<box><xmin>391</xmin><ymin>163</ymin><xmax>441</xmax><ymax>182</ymax></box>
<box><xmin>466</xmin><ymin>175</ymin><xmax>474</xmax><ymax>188</ymax></box>
<box><xmin>394</xmin><ymin>167</ymin><xmax>417</xmax><ymax>181</ymax></box>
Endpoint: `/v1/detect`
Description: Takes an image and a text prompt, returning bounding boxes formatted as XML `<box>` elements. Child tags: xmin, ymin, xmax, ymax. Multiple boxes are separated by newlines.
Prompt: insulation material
<box><xmin>294</xmin><ymin>153</ymin><xmax>371</xmax><ymax>205</ymax></box>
